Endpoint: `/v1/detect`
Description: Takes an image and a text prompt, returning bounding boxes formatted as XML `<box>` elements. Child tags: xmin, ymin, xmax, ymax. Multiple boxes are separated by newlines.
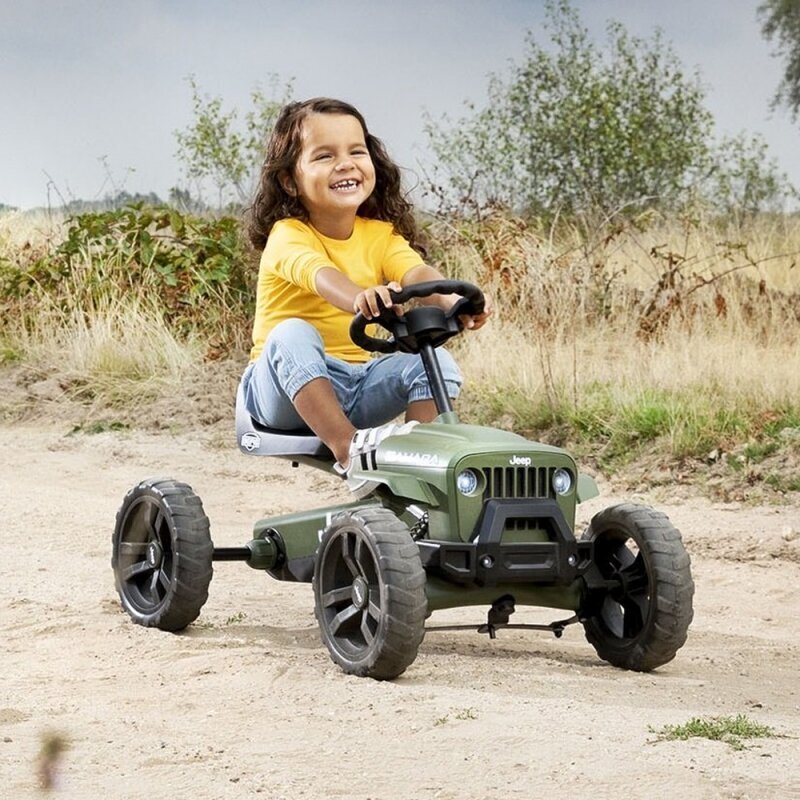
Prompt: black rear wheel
<box><xmin>313</xmin><ymin>508</ymin><xmax>427</xmax><ymax>680</ymax></box>
<box><xmin>112</xmin><ymin>478</ymin><xmax>213</xmax><ymax>631</ymax></box>
<box><xmin>581</xmin><ymin>503</ymin><xmax>694</xmax><ymax>671</ymax></box>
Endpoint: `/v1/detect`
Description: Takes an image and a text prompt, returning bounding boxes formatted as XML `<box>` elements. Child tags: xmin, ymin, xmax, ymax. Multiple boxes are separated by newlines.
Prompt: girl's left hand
<box><xmin>458</xmin><ymin>295</ymin><xmax>493</xmax><ymax>331</ymax></box>
<box><xmin>353</xmin><ymin>281</ymin><xmax>402</xmax><ymax>319</ymax></box>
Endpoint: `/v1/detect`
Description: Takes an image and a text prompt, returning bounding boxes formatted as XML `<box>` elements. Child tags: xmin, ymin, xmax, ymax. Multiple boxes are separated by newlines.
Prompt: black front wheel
<box><xmin>112</xmin><ymin>478</ymin><xmax>213</xmax><ymax>631</ymax></box>
<box><xmin>581</xmin><ymin>503</ymin><xmax>694</xmax><ymax>671</ymax></box>
<box><xmin>313</xmin><ymin>508</ymin><xmax>427</xmax><ymax>680</ymax></box>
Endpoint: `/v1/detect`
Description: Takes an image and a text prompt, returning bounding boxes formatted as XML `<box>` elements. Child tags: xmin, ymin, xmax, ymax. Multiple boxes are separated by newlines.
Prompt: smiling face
<box><xmin>287</xmin><ymin>112</ymin><xmax>377</xmax><ymax>239</ymax></box>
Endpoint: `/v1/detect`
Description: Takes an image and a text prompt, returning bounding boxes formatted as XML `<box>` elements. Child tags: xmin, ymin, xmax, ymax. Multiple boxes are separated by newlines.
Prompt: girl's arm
<box><xmin>314</xmin><ymin>263</ymin><xmax>492</xmax><ymax>328</ymax></box>
<box><xmin>314</xmin><ymin>267</ymin><xmax>400</xmax><ymax>319</ymax></box>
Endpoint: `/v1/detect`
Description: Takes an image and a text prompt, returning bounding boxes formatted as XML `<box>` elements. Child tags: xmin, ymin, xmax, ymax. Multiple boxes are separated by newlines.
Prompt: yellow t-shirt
<box><xmin>250</xmin><ymin>217</ymin><xmax>424</xmax><ymax>363</ymax></box>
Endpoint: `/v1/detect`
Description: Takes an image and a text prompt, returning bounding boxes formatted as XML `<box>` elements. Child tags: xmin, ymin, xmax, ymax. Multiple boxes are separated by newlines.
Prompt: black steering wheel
<box><xmin>349</xmin><ymin>280</ymin><xmax>485</xmax><ymax>354</ymax></box>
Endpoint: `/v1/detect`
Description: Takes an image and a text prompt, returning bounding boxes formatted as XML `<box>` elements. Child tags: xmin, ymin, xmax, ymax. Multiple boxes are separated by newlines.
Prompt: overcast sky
<box><xmin>2</xmin><ymin>0</ymin><xmax>798</xmax><ymax>210</ymax></box>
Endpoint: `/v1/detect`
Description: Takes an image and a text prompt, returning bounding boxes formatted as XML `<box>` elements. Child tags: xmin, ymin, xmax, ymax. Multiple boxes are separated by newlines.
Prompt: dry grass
<box><xmin>6</xmin><ymin>298</ymin><xmax>201</xmax><ymax>409</ymax></box>
<box><xmin>434</xmin><ymin>211</ymin><xmax>800</xmax><ymax>467</ymax></box>
<box><xmin>2</xmin><ymin>208</ymin><xmax>799</xmax><ymax>477</ymax></box>
<box><xmin>457</xmin><ymin>319</ymin><xmax>799</xmax><ymax>404</ymax></box>
<box><xmin>0</xmin><ymin>209</ymin><xmax>66</xmax><ymax>259</ymax></box>
<box><xmin>593</xmin><ymin>211</ymin><xmax>800</xmax><ymax>292</ymax></box>
<box><xmin>433</xmin><ymin>209</ymin><xmax>800</xmax><ymax>340</ymax></box>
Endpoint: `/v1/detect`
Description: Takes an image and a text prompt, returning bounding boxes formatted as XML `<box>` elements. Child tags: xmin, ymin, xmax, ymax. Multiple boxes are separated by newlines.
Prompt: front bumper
<box><xmin>417</xmin><ymin>498</ymin><xmax>593</xmax><ymax>587</ymax></box>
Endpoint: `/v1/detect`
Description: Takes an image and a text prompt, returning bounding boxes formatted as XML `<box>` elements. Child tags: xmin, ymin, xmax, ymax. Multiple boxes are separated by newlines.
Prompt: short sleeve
<box><xmin>263</xmin><ymin>220</ymin><xmax>336</xmax><ymax>293</ymax></box>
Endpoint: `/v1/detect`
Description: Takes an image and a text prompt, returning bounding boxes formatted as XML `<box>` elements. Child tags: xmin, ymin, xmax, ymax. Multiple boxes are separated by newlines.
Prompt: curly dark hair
<box><xmin>245</xmin><ymin>97</ymin><xmax>423</xmax><ymax>255</ymax></box>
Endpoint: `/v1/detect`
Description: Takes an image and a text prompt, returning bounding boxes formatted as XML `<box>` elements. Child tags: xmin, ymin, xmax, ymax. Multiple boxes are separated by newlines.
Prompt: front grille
<box><xmin>482</xmin><ymin>466</ymin><xmax>552</xmax><ymax>500</ymax></box>
<box><xmin>482</xmin><ymin>466</ymin><xmax>553</xmax><ymax>532</ymax></box>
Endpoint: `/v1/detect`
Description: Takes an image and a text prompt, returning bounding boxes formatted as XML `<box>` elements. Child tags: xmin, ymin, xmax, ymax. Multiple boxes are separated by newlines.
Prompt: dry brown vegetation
<box><xmin>1</xmin><ymin>207</ymin><xmax>799</xmax><ymax>500</ymax></box>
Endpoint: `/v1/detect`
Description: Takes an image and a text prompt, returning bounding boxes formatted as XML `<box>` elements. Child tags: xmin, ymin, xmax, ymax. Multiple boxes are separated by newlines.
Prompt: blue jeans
<box><xmin>242</xmin><ymin>318</ymin><xmax>463</xmax><ymax>430</ymax></box>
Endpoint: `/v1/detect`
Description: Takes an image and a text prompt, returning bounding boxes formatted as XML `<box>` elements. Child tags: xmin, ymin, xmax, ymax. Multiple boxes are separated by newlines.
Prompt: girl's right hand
<box><xmin>353</xmin><ymin>282</ymin><xmax>402</xmax><ymax>319</ymax></box>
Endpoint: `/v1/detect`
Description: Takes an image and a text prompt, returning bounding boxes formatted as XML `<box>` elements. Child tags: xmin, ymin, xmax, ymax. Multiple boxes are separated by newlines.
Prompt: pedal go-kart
<box><xmin>112</xmin><ymin>280</ymin><xmax>694</xmax><ymax>680</ymax></box>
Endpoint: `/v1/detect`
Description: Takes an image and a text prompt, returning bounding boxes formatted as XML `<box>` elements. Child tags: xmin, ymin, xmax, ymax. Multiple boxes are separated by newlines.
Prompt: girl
<box><xmin>243</xmin><ymin>97</ymin><xmax>490</xmax><ymax>495</ymax></box>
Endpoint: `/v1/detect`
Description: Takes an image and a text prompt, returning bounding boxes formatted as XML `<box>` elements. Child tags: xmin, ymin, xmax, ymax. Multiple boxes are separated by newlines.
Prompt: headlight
<box><xmin>456</xmin><ymin>469</ymin><xmax>480</xmax><ymax>496</ymax></box>
<box><xmin>552</xmin><ymin>468</ymin><xmax>573</xmax><ymax>495</ymax></box>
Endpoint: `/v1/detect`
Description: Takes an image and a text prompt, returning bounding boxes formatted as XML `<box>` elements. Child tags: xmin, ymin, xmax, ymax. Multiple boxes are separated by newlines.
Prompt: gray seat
<box><xmin>235</xmin><ymin>381</ymin><xmax>331</xmax><ymax>459</ymax></box>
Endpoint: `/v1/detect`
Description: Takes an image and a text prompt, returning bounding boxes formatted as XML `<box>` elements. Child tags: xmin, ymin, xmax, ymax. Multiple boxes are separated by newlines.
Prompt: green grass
<box><xmin>765</xmin><ymin>473</ymin><xmax>800</xmax><ymax>493</ymax></box>
<box><xmin>462</xmin><ymin>379</ymin><xmax>799</xmax><ymax>476</ymax></box>
<box><xmin>742</xmin><ymin>441</ymin><xmax>780</xmax><ymax>462</ymax></box>
<box><xmin>653</xmin><ymin>714</ymin><xmax>778</xmax><ymax>751</ymax></box>
<box><xmin>434</xmin><ymin>707</ymin><xmax>479</xmax><ymax>726</ymax></box>
<box><xmin>68</xmin><ymin>421</ymin><xmax>129</xmax><ymax>435</ymax></box>
<box><xmin>0</xmin><ymin>341</ymin><xmax>21</xmax><ymax>365</ymax></box>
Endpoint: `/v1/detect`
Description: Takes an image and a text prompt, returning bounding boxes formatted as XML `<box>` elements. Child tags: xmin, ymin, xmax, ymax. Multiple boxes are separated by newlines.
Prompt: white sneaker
<box><xmin>334</xmin><ymin>421</ymin><xmax>419</xmax><ymax>497</ymax></box>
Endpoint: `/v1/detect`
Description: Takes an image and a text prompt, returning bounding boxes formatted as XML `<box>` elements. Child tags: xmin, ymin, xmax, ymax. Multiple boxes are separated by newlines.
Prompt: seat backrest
<box><xmin>235</xmin><ymin>381</ymin><xmax>331</xmax><ymax>459</ymax></box>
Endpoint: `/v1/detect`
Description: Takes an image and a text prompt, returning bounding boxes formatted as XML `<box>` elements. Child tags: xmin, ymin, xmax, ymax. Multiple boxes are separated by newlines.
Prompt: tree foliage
<box><xmin>423</xmin><ymin>1</ymin><xmax>713</xmax><ymax>218</ymax></box>
<box><xmin>174</xmin><ymin>75</ymin><xmax>294</xmax><ymax>207</ymax></box>
<box><xmin>705</xmin><ymin>132</ymin><xmax>797</xmax><ymax>217</ymax></box>
<box><xmin>424</xmin><ymin>0</ymin><xmax>796</xmax><ymax>220</ymax></box>
<box><xmin>760</xmin><ymin>0</ymin><xmax>800</xmax><ymax>120</ymax></box>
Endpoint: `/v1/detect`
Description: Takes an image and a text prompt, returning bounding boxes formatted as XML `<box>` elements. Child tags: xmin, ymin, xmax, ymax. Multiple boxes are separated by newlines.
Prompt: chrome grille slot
<box><xmin>482</xmin><ymin>466</ymin><xmax>551</xmax><ymax>499</ymax></box>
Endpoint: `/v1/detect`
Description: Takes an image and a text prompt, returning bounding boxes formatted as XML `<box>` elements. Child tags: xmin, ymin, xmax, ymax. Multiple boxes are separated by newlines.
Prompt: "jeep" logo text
<box><xmin>509</xmin><ymin>455</ymin><xmax>532</xmax><ymax>466</ymax></box>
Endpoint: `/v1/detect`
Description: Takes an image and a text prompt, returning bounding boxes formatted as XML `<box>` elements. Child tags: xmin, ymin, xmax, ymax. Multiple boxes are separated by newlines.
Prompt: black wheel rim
<box><xmin>318</xmin><ymin>529</ymin><xmax>382</xmax><ymax>658</ymax></box>
<box><xmin>593</xmin><ymin>532</ymin><xmax>651</xmax><ymax>640</ymax></box>
<box><xmin>116</xmin><ymin>496</ymin><xmax>175</xmax><ymax>614</ymax></box>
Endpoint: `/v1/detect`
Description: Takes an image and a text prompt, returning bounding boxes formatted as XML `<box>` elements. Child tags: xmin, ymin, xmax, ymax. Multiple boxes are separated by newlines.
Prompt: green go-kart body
<box><xmin>112</xmin><ymin>281</ymin><xmax>694</xmax><ymax>680</ymax></box>
<box><xmin>243</xmin><ymin>415</ymin><xmax>598</xmax><ymax>616</ymax></box>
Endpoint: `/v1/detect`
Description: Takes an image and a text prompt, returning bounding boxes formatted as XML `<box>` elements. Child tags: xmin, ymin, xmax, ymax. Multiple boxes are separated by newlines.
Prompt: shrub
<box><xmin>423</xmin><ymin>0</ymin><xmax>713</xmax><ymax>219</ymax></box>
<box><xmin>0</xmin><ymin>204</ymin><xmax>254</xmax><ymax>350</ymax></box>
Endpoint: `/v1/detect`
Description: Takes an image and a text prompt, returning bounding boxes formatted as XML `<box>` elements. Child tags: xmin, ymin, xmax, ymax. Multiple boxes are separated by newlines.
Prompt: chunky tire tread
<box><xmin>112</xmin><ymin>478</ymin><xmax>213</xmax><ymax>632</ymax></box>
<box><xmin>581</xmin><ymin>503</ymin><xmax>694</xmax><ymax>672</ymax></box>
<box><xmin>314</xmin><ymin>507</ymin><xmax>427</xmax><ymax>680</ymax></box>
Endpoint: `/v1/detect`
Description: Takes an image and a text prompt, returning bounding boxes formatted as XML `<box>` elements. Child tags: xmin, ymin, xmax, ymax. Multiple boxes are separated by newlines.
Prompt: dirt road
<box><xmin>1</xmin><ymin>423</ymin><xmax>798</xmax><ymax>799</ymax></box>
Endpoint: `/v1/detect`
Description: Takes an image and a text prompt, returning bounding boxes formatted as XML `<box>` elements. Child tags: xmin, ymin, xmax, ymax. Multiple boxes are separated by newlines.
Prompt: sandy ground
<box><xmin>1</xmin><ymin>422</ymin><xmax>799</xmax><ymax>800</ymax></box>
